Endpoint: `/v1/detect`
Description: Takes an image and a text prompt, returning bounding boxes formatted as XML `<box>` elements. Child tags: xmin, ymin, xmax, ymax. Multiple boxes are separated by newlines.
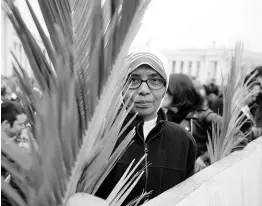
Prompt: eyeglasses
<box><xmin>128</xmin><ymin>76</ymin><xmax>166</xmax><ymax>90</ymax></box>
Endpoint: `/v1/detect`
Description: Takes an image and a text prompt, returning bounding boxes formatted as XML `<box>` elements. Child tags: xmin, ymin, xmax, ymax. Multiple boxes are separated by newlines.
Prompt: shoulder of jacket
<box><xmin>164</xmin><ymin>120</ymin><xmax>182</xmax><ymax>130</ymax></box>
<box><xmin>197</xmin><ymin>107</ymin><xmax>213</xmax><ymax>118</ymax></box>
<box><xmin>163</xmin><ymin>121</ymin><xmax>196</xmax><ymax>143</ymax></box>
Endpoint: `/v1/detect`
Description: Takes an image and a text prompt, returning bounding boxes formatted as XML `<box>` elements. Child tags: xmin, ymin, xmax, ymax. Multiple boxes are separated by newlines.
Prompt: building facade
<box><xmin>161</xmin><ymin>48</ymin><xmax>262</xmax><ymax>84</ymax></box>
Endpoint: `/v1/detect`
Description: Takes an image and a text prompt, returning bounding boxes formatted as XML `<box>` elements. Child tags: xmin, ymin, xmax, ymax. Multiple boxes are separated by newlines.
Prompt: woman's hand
<box><xmin>194</xmin><ymin>157</ymin><xmax>207</xmax><ymax>173</ymax></box>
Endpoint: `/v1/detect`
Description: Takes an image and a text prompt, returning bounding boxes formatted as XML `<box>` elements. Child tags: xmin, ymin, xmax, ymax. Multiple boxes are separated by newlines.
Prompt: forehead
<box><xmin>130</xmin><ymin>65</ymin><xmax>160</xmax><ymax>77</ymax></box>
<box><xmin>15</xmin><ymin>113</ymin><xmax>27</xmax><ymax>124</ymax></box>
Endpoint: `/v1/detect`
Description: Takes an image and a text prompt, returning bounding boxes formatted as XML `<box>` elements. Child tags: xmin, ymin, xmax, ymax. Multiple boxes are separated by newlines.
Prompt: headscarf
<box><xmin>126</xmin><ymin>46</ymin><xmax>170</xmax><ymax>87</ymax></box>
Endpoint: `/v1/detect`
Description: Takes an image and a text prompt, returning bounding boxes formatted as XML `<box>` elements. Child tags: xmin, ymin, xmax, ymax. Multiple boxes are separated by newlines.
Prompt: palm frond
<box><xmin>3</xmin><ymin>1</ymin><xmax>55</xmax><ymax>92</ymax></box>
<box><xmin>207</xmin><ymin>42</ymin><xmax>258</xmax><ymax>163</ymax></box>
<box><xmin>2</xmin><ymin>0</ymin><xmax>151</xmax><ymax>206</ymax></box>
<box><xmin>107</xmin><ymin>155</ymin><xmax>148</xmax><ymax>206</ymax></box>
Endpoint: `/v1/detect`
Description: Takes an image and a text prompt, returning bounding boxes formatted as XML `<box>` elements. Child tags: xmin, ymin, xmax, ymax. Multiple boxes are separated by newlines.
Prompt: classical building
<box><xmin>161</xmin><ymin>48</ymin><xmax>262</xmax><ymax>84</ymax></box>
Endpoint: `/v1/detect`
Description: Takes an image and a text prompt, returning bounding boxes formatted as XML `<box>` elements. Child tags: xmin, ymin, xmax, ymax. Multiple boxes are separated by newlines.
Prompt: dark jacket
<box><xmin>254</xmin><ymin>93</ymin><xmax>262</xmax><ymax>127</ymax></box>
<box><xmin>209</xmin><ymin>95</ymin><xmax>223</xmax><ymax>116</ymax></box>
<box><xmin>167</xmin><ymin>107</ymin><xmax>222</xmax><ymax>159</ymax></box>
<box><xmin>193</xmin><ymin>108</ymin><xmax>221</xmax><ymax>157</ymax></box>
<box><xmin>204</xmin><ymin>83</ymin><xmax>219</xmax><ymax>96</ymax></box>
<box><xmin>96</xmin><ymin>109</ymin><xmax>196</xmax><ymax>204</ymax></box>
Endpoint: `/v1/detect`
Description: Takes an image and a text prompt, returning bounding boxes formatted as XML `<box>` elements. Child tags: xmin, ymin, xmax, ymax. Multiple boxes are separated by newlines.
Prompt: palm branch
<box><xmin>207</xmin><ymin>42</ymin><xmax>259</xmax><ymax>163</ymax></box>
<box><xmin>2</xmin><ymin>0</ymin><xmax>151</xmax><ymax>205</ymax></box>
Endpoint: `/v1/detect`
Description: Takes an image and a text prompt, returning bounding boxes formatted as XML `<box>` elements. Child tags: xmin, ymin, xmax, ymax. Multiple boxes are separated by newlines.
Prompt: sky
<box><xmin>16</xmin><ymin>0</ymin><xmax>262</xmax><ymax>53</ymax></box>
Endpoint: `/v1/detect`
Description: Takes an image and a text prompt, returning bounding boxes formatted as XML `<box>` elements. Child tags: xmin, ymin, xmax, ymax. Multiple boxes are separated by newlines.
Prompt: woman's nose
<box><xmin>138</xmin><ymin>82</ymin><xmax>150</xmax><ymax>95</ymax></box>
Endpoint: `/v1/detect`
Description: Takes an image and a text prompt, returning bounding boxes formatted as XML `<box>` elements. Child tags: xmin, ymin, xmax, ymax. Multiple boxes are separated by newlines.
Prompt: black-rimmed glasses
<box><xmin>128</xmin><ymin>76</ymin><xmax>166</xmax><ymax>90</ymax></box>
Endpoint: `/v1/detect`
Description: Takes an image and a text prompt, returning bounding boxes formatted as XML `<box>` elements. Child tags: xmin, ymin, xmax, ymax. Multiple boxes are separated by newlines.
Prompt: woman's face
<box><xmin>245</xmin><ymin>84</ymin><xmax>260</xmax><ymax>105</ymax></box>
<box><xmin>125</xmin><ymin>65</ymin><xmax>166</xmax><ymax>121</ymax></box>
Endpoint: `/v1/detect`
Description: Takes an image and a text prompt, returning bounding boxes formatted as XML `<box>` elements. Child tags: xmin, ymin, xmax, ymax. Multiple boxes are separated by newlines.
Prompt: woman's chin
<box><xmin>134</xmin><ymin>107</ymin><xmax>155</xmax><ymax>117</ymax></box>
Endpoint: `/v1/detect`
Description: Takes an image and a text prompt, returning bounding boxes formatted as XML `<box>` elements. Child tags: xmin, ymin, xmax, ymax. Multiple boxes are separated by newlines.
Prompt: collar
<box><xmin>144</xmin><ymin>116</ymin><xmax>158</xmax><ymax>125</ymax></box>
<box><xmin>120</xmin><ymin>108</ymin><xmax>167</xmax><ymax>144</ymax></box>
<box><xmin>136</xmin><ymin>109</ymin><xmax>167</xmax><ymax>143</ymax></box>
<box><xmin>123</xmin><ymin>108</ymin><xmax>167</xmax><ymax>127</ymax></box>
<box><xmin>156</xmin><ymin>108</ymin><xmax>168</xmax><ymax>122</ymax></box>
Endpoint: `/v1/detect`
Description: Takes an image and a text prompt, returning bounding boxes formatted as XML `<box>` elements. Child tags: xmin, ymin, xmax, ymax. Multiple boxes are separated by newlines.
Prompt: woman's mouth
<box><xmin>135</xmin><ymin>101</ymin><xmax>152</xmax><ymax>108</ymax></box>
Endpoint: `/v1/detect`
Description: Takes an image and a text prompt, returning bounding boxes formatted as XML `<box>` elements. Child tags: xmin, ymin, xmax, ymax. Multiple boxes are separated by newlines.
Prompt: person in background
<box><xmin>204</xmin><ymin>78</ymin><xmax>219</xmax><ymax>96</ymax></box>
<box><xmin>2</xmin><ymin>100</ymin><xmax>38</xmax><ymax>152</ymax></box>
<box><xmin>162</xmin><ymin>73</ymin><xmax>222</xmax><ymax>173</ymax></box>
<box><xmin>96</xmin><ymin>47</ymin><xmax>196</xmax><ymax>204</ymax></box>
<box><xmin>212</xmin><ymin>69</ymin><xmax>262</xmax><ymax>140</ymax></box>
<box><xmin>239</xmin><ymin>73</ymin><xmax>262</xmax><ymax>140</ymax></box>
<box><xmin>1</xmin><ymin>101</ymin><xmax>27</xmax><ymax>206</ymax></box>
<box><xmin>252</xmin><ymin>66</ymin><xmax>262</xmax><ymax>86</ymax></box>
<box><xmin>192</xmin><ymin>77</ymin><xmax>208</xmax><ymax>107</ymax></box>
<box><xmin>251</xmin><ymin>66</ymin><xmax>262</xmax><ymax>134</ymax></box>
<box><xmin>1</xmin><ymin>86</ymin><xmax>10</xmax><ymax>104</ymax></box>
<box><xmin>1</xmin><ymin>101</ymin><xmax>28</xmax><ymax>179</ymax></box>
<box><xmin>1</xmin><ymin>101</ymin><xmax>27</xmax><ymax>141</ymax></box>
<box><xmin>204</xmin><ymin>78</ymin><xmax>221</xmax><ymax>110</ymax></box>
<box><xmin>209</xmin><ymin>92</ymin><xmax>224</xmax><ymax>116</ymax></box>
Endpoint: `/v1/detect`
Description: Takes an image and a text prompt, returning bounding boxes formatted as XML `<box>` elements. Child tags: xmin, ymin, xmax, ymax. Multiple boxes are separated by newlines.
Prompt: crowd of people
<box><xmin>1</xmin><ymin>48</ymin><xmax>262</xmax><ymax>205</ymax></box>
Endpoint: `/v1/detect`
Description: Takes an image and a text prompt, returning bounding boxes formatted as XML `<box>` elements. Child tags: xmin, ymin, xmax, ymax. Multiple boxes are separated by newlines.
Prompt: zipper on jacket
<box><xmin>136</xmin><ymin>122</ymin><xmax>165</xmax><ymax>200</ymax></box>
<box><xmin>144</xmin><ymin>142</ymin><xmax>148</xmax><ymax>196</ymax></box>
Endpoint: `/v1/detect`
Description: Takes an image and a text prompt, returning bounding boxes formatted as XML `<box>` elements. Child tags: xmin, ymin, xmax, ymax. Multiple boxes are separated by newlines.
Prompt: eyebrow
<box><xmin>129</xmin><ymin>74</ymin><xmax>140</xmax><ymax>77</ymax></box>
<box><xmin>129</xmin><ymin>73</ymin><xmax>161</xmax><ymax>78</ymax></box>
<box><xmin>149</xmin><ymin>73</ymin><xmax>161</xmax><ymax>78</ymax></box>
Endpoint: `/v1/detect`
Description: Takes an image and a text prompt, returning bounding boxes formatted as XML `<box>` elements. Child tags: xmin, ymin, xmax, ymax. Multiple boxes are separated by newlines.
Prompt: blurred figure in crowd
<box><xmin>162</xmin><ymin>73</ymin><xmax>222</xmax><ymax>173</ymax></box>
<box><xmin>1</xmin><ymin>85</ymin><xmax>19</xmax><ymax>104</ymax></box>
<box><xmin>1</xmin><ymin>101</ymin><xmax>27</xmax><ymax>141</ymax></box>
<box><xmin>2</xmin><ymin>100</ymin><xmax>38</xmax><ymax>152</ymax></box>
<box><xmin>253</xmin><ymin>66</ymin><xmax>262</xmax><ymax>86</ymax></box>
<box><xmin>205</xmin><ymin>78</ymin><xmax>222</xmax><ymax>111</ymax></box>
<box><xmin>251</xmin><ymin>66</ymin><xmax>262</xmax><ymax>129</ymax></box>
<box><xmin>1</xmin><ymin>101</ymin><xmax>27</xmax><ymax>206</ymax></box>
<box><xmin>241</xmin><ymin>69</ymin><xmax>262</xmax><ymax>139</ymax></box>
<box><xmin>209</xmin><ymin>87</ymin><xmax>224</xmax><ymax>116</ymax></box>
<box><xmin>192</xmin><ymin>77</ymin><xmax>208</xmax><ymax>107</ymax></box>
<box><xmin>204</xmin><ymin>78</ymin><xmax>219</xmax><ymax>96</ymax></box>
<box><xmin>1</xmin><ymin>86</ymin><xmax>10</xmax><ymax>103</ymax></box>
